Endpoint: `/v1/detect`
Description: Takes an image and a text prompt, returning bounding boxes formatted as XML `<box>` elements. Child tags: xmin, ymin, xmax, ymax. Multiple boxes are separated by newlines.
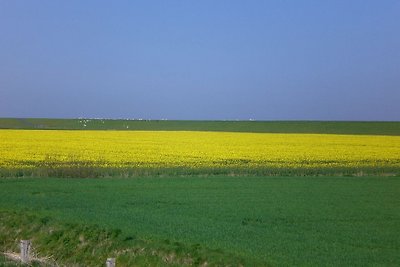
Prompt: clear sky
<box><xmin>1</xmin><ymin>1</ymin><xmax>399</xmax><ymax>120</ymax></box>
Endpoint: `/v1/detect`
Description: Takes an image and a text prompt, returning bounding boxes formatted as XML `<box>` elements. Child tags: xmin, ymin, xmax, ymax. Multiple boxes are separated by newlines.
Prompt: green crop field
<box><xmin>1</xmin><ymin>176</ymin><xmax>400</xmax><ymax>266</ymax></box>
<box><xmin>1</xmin><ymin>118</ymin><xmax>400</xmax><ymax>135</ymax></box>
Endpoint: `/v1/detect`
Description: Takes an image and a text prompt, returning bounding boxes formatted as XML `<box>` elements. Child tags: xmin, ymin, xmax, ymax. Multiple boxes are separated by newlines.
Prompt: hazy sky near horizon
<box><xmin>1</xmin><ymin>1</ymin><xmax>399</xmax><ymax>120</ymax></box>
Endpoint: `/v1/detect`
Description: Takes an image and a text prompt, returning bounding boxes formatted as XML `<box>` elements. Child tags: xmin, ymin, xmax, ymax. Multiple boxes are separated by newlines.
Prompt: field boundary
<box><xmin>1</xmin><ymin>165</ymin><xmax>399</xmax><ymax>178</ymax></box>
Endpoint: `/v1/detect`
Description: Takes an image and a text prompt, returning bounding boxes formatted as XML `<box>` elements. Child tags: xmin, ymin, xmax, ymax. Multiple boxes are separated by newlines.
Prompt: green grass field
<box><xmin>1</xmin><ymin>118</ymin><xmax>400</xmax><ymax>135</ymax></box>
<box><xmin>1</xmin><ymin>176</ymin><xmax>399</xmax><ymax>266</ymax></box>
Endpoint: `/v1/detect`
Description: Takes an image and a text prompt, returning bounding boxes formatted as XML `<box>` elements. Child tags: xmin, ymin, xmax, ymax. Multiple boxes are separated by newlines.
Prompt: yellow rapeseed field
<box><xmin>1</xmin><ymin>130</ymin><xmax>399</xmax><ymax>171</ymax></box>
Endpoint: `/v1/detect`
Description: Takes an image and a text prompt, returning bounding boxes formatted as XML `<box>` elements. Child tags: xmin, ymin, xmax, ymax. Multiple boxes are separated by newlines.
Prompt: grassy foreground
<box><xmin>1</xmin><ymin>176</ymin><xmax>399</xmax><ymax>266</ymax></box>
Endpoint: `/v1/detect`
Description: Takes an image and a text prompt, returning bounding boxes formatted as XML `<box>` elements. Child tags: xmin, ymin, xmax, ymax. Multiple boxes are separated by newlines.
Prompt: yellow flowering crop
<box><xmin>0</xmin><ymin>130</ymin><xmax>399</xmax><ymax>170</ymax></box>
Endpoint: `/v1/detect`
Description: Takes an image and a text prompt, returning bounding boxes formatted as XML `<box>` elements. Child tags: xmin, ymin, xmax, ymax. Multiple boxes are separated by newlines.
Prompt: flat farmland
<box><xmin>1</xmin><ymin>121</ymin><xmax>400</xmax><ymax>266</ymax></box>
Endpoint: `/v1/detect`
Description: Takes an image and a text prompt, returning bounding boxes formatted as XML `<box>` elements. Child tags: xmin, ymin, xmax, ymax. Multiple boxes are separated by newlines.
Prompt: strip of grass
<box><xmin>0</xmin><ymin>176</ymin><xmax>399</xmax><ymax>266</ymax></box>
<box><xmin>1</xmin><ymin>165</ymin><xmax>399</xmax><ymax>178</ymax></box>
<box><xmin>1</xmin><ymin>118</ymin><xmax>399</xmax><ymax>135</ymax></box>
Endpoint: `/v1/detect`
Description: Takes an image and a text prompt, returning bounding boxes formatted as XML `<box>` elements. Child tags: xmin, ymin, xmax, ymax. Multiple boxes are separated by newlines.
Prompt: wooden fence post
<box><xmin>106</xmin><ymin>257</ymin><xmax>116</xmax><ymax>267</ymax></box>
<box><xmin>20</xmin><ymin>240</ymin><xmax>31</xmax><ymax>263</ymax></box>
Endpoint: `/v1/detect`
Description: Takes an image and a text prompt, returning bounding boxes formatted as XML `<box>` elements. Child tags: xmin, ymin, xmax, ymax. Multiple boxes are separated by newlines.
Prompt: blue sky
<box><xmin>1</xmin><ymin>1</ymin><xmax>399</xmax><ymax>120</ymax></box>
